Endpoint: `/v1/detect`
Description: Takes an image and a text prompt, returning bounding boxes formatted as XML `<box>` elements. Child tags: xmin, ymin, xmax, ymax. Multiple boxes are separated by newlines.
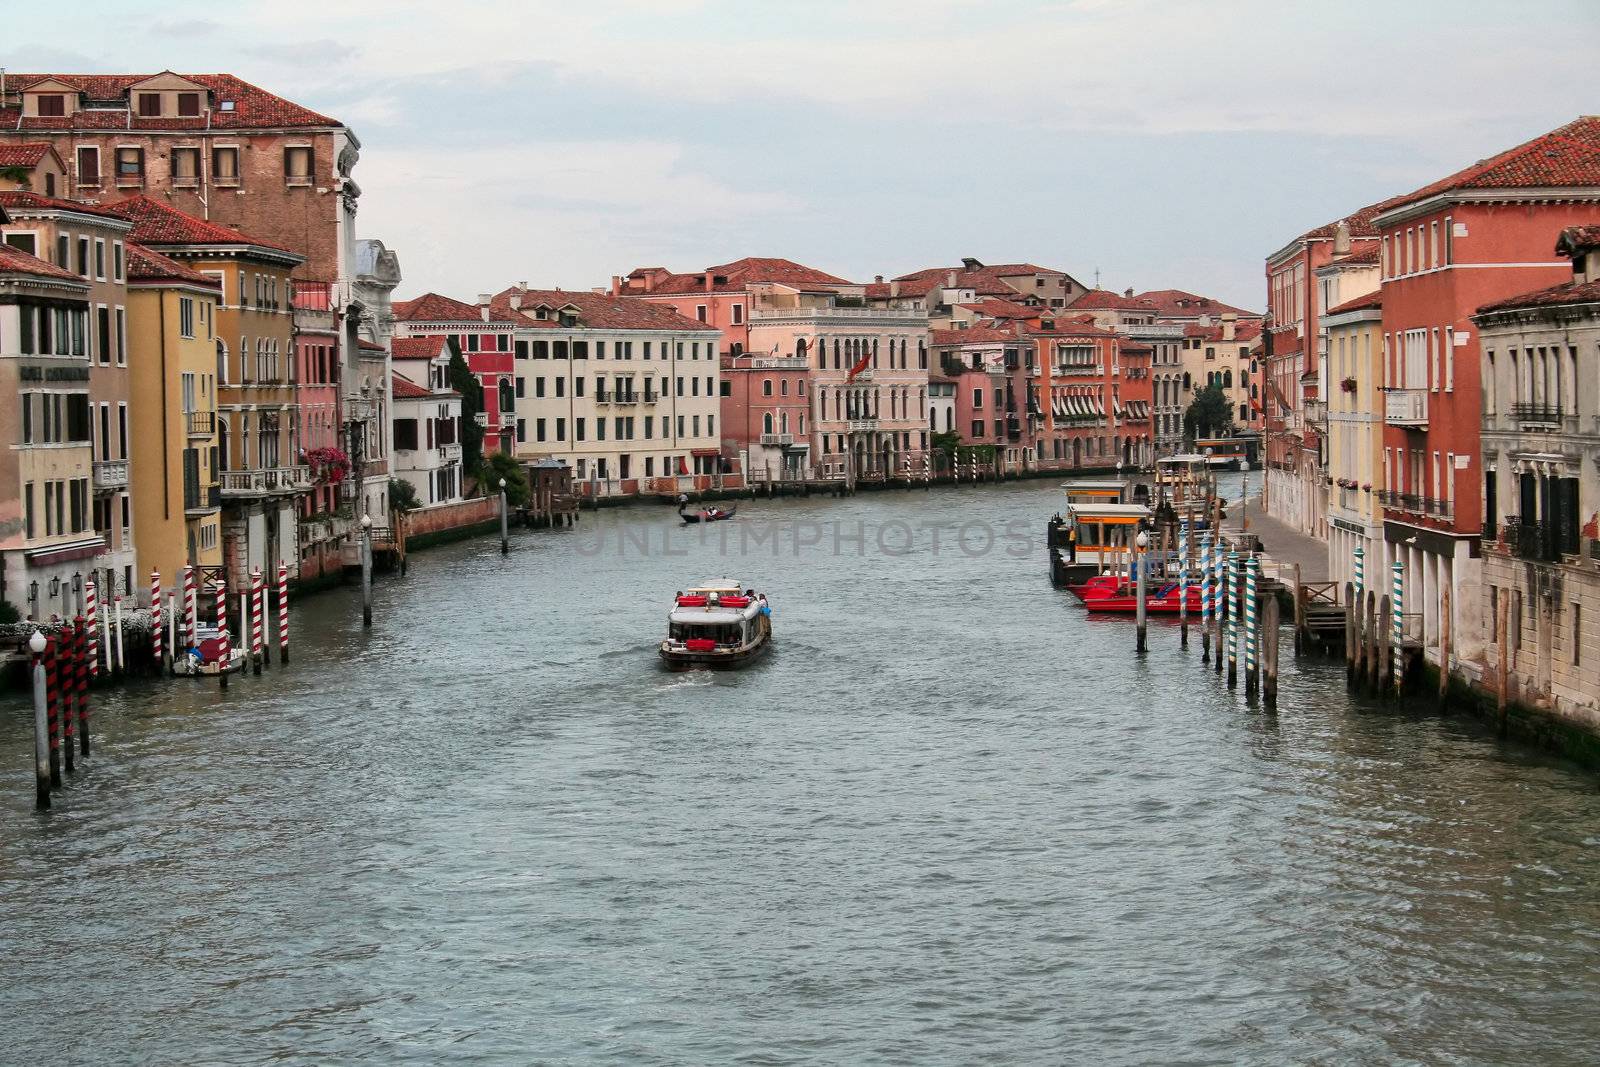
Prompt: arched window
<box><xmin>217</xmin><ymin>414</ymin><xmax>231</xmax><ymax>471</ymax></box>
<box><xmin>796</xmin><ymin>338</ymin><xmax>808</xmax><ymax>363</ymax></box>
<box><xmin>498</xmin><ymin>378</ymin><xmax>514</xmax><ymax>414</ymax></box>
<box><xmin>762</xmin><ymin>378</ymin><xmax>773</xmax><ymax>397</ymax></box>
<box><xmin>216</xmin><ymin>339</ymin><xmax>229</xmax><ymax>385</ymax></box>
<box><xmin>780</xmin><ymin>411</ymin><xmax>789</xmax><ymax>434</ymax></box>
<box><xmin>763</xmin><ymin>412</ymin><xmax>774</xmax><ymax>434</ymax></box>
<box><xmin>1223</xmin><ymin>369</ymin><xmax>1233</xmax><ymax>388</ymax></box>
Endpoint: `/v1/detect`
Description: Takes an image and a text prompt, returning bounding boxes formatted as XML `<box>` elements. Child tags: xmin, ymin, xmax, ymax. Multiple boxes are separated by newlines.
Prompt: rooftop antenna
<box><xmin>1093</xmin><ymin>267</ymin><xmax>1101</xmax><ymax>289</ymax></box>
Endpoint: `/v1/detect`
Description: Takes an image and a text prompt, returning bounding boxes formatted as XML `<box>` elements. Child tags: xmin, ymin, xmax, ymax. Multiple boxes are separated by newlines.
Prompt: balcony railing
<box><xmin>184</xmin><ymin>479</ymin><xmax>221</xmax><ymax>512</ymax></box>
<box><xmin>1500</xmin><ymin>518</ymin><xmax>1562</xmax><ymax>563</ymax></box>
<box><xmin>1423</xmin><ymin>497</ymin><xmax>1454</xmax><ymax>521</ymax></box>
<box><xmin>759</xmin><ymin>433</ymin><xmax>794</xmax><ymax>446</ymax></box>
<box><xmin>1384</xmin><ymin>388</ymin><xmax>1428</xmax><ymax>426</ymax></box>
<box><xmin>92</xmin><ymin>459</ymin><xmax>128</xmax><ymax>491</ymax></box>
<box><xmin>1510</xmin><ymin>402</ymin><xmax>1566</xmax><ymax>426</ymax></box>
<box><xmin>750</xmin><ymin>357</ymin><xmax>809</xmax><ymax>369</ymax></box>
<box><xmin>847</xmin><ymin>418</ymin><xmax>879</xmax><ymax>432</ymax></box>
<box><xmin>750</xmin><ymin>305</ymin><xmax>925</xmax><ymax>321</ymax></box>
<box><xmin>594</xmin><ymin>390</ymin><xmax>612</xmax><ymax>404</ymax></box>
<box><xmin>219</xmin><ymin>465</ymin><xmax>312</xmax><ymax>498</ymax></box>
<box><xmin>186</xmin><ymin>409</ymin><xmax>216</xmax><ymax>437</ymax></box>
<box><xmin>438</xmin><ymin>443</ymin><xmax>462</xmax><ymax>463</ymax></box>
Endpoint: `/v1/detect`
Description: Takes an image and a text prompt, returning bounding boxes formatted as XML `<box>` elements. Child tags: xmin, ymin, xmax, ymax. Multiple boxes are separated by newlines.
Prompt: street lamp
<box><xmin>498</xmin><ymin>477</ymin><xmax>509</xmax><ymax>555</ymax></box>
<box><xmin>1134</xmin><ymin>529</ymin><xmax>1150</xmax><ymax>652</ymax></box>
<box><xmin>29</xmin><ymin>629</ymin><xmax>50</xmax><ymax>808</ymax></box>
<box><xmin>359</xmin><ymin>512</ymin><xmax>373</xmax><ymax>628</ymax></box>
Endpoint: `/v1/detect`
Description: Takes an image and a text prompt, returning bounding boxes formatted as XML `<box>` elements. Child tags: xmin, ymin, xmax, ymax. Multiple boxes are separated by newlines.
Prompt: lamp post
<box><xmin>360</xmin><ymin>513</ymin><xmax>373</xmax><ymax>628</ymax></box>
<box><xmin>499</xmin><ymin>476</ymin><xmax>509</xmax><ymax>555</ymax></box>
<box><xmin>29</xmin><ymin>630</ymin><xmax>49</xmax><ymax>809</ymax></box>
<box><xmin>1135</xmin><ymin>529</ymin><xmax>1149</xmax><ymax>653</ymax></box>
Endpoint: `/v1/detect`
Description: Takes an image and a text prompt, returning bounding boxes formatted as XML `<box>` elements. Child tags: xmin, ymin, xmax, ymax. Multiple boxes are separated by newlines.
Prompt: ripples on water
<box><xmin>3</xmin><ymin>480</ymin><xmax>1598</xmax><ymax>1065</ymax></box>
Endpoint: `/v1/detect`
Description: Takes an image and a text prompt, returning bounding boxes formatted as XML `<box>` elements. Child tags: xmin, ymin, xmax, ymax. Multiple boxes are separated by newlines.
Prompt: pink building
<box><xmin>720</xmin><ymin>353</ymin><xmax>811</xmax><ymax>482</ymax></box>
<box><xmin>391</xmin><ymin>293</ymin><xmax>522</xmax><ymax>457</ymax></box>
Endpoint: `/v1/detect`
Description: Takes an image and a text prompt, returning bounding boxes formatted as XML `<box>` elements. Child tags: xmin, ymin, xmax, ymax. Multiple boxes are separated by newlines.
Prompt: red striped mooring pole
<box><xmin>84</xmin><ymin>576</ymin><xmax>99</xmax><ymax>680</ymax></box>
<box><xmin>276</xmin><ymin>562</ymin><xmax>290</xmax><ymax>665</ymax></box>
<box><xmin>215</xmin><ymin>579</ymin><xmax>230</xmax><ymax>691</ymax></box>
<box><xmin>250</xmin><ymin>567</ymin><xmax>264</xmax><ymax>675</ymax></box>
<box><xmin>74</xmin><ymin>616</ymin><xmax>90</xmax><ymax>758</ymax></box>
<box><xmin>150</xmin><ymin>569</ymin><xmax>163</xmax><ymax>669</ymax></box>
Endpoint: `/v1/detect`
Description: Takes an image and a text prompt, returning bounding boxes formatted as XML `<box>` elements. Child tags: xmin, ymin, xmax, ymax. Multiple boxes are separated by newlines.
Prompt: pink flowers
<box><xmin>304</xmin><ymin>446</ymin><xmax>351</xmax><ymax>485</ymax></box>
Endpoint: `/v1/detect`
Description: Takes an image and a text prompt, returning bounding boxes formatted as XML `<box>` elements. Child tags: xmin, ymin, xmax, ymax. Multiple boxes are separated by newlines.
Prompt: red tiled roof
<box><xmin>0</xmin><ymin>73</ymin><xmax>340</xmax><ymax>131</ymax></box>
<box><xmin>124</xmin><ymin>242</ymin><xmax>220</xmax><ymax>288</ymax></box>
<box><xmin>1392</xmin><ymin>116</ymin><xmax>1600</xmax><ymax>208</ymax></box>
<box><xmin>889</xmin><ymin>265</ymin><xmax>1020</xmax><ymax>298</ymax></box>
<box><xmin>0</xmin><ymin>241</ymin><xmax>84</xmax><ymax>282</ymax></box>
<box><xmin>357</xmin><ymin>338</ymin><xmax>386</xmax><ymax>352</ymax></box>
<box><xmin>1291</xmin><ymin>195</ymin><xmax>1410</xmax><ymax>245</ymax></box>
<box><xmin>0</xmin><ymin>142</ymin><xmax>56</xmax><ymax>167</ymax></box>
<box><xmin>1476</xmin><ymin>277</ymin><xmax>1600</xmax><ymax>315</ymax></box>
<box><xmin>1325</xmin><ymin>245</ymin><xmax>1380</xmax><ymax>267</ymax></box>
<box><xmin>0</xmin><ymin>189</ymin><xmax>127</xmax><ymax>220</ymax></box>
<box><xmin>391</xmin><ymin>336</ymin><xmax>449</xmax><ymax>360</ymax></box>
<box><xmin>491</xmin><ymin>286</ymin><xmax>718</xmax><ymax>331</ymax></box>
<box><xmin>1557</xmin><ymin>224</ymin><xmax>1600</xmax><ymax>254</ymax></box>
<box><xmin>104</xmin><ymin>195</ymin><xmax>291</xmax><ymax>253</ymax></box>
<box><xmin>390</xmin><ymin>374</ymin><xmax>432</xmax><ymax>399</ymax></box>
<box><xmin>1069</xmin><ymin>289</ymin><xmax>1158</xmax><ymax>311</ymax></box>
<box><xmin>930</xmin><ymin>323</ymin><xmax>1021</xmax><ymax>346</ymax></box>
<box><xmin>985</xmin><ymin>262</ymin><xmax>1067</xmax><ymax>276</ymax></box>
<box><xmin>1029</xmin><ymin>316</ymin><xmax>1119</xmax><ymax>340</ymax></box>
<box><xmin>1325</xmin><ymin>290</ymin><xmax>1383</xmax><ymax>316</ymax></box>
<box><xmin>1119</xmin><ymin>339</ymin><xmax>1154</xmax><ymax>354</ymax></box>
<box><xmin>1184</xmin><ymin>319</ymin><xmax>1264</xmax><ymax>343</ymax></box>
<box><xmin>1131</xmin><ymin>288</ymin><xmax>1261</xmax><ymax>318</ymax></box>
<box><xmin>958</xmin><ymin>297</ymin><xmax>1039</xmax><ymax>320</ymax></box>
<box><xmin>393</xmin><ymin>292</ymin><xmax>522</xmax><ymax>325</ymax></box>
<box><xmin>626</xmin><ymin>257</ymin><xmax>847</xmax><ymax>296</ymax></box>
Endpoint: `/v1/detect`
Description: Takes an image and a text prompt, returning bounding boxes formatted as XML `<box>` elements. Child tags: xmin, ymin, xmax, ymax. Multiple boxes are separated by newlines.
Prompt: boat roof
<box><xmin>684</xmin><ymin>578</ymin><xmax>743</xmax><ymax>594</ymax></box>
<box><xmin>1061</xmin><ymin>479</ymin><xmax>1124</xmax><ymax>490</ymax></box>
<box><xmin>669</xmin><ymin>606</ymin><xmax>757</xmax><ymax>624</ymax></box>
<box><xmin>1160</xmin><ymin>453</ymin><xmax>1209</xmax><ymax>465</ymax></box>
<box><xmin>1066</xmin><ymin>502</ymin><xmax>1151</xmax><ymax>519</ymax></box>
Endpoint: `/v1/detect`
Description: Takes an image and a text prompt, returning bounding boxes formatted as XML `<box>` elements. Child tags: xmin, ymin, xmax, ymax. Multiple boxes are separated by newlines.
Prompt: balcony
<box><xmin>184</xmin><ymin>480</ymin><xmax>221</xmax><ymax>513</ymax></box>
<box><xmin>1384</xmin><ymin>388</ymin><xmax>1428</xmax><ymax>426</ymax></box>
<box><xmin>186</xmin><ymin>409</ymin><xmax>216</xmax><ymax>437</ymax></box>
<box><xmin>759</xmin><ymin>433</ymin><xmax>794</xmax><ymax>446</ymax></box>
<box><xmin>613</xmin><ymin>393</ymin><xmax>640</xmax><ymax>406</ymax></box>
<box><xmin>1053</xmin><ymin>363</ymin><xmax>1102</xmax><ymax>376</ymax></box>
<box><xmin>219</xmin><ymin>465</ymin><xmax>312</xmax><ymax>498</ymax></box>
<box><xmin>438</xmin><ymin>443</ymin><xmax>462</xmax><ymax>463</ymax></box>
<box><xmin>1303</xmin><ymin>397</ymin><xmax>1326</xmax><ymax>426</ymax></box>
<box><xmin>847</xmin><ymin>418</ymin><xmax>879</xmax><ymax>432</ymax></box>
<box><xmin>1509</xmin><ymin>402</ymin><xmax>1573</xmax><ymax>431</ymax></box>
<box><xmin>1422</xmin><ymin>497</ymin><xmax>1454</xmax><ymax>522</ymax></box>
<box><xmin>92</xmin><ymin>459</ymin><xmax>128</xmax><ymax>491</ymax></box>
<box><xmin>1500</xmin><ymin>518</ymin><xmax>1561</xmax><ymax>563</ymax></box>
<box><xmin>749</xmin><ymin>305</ymin><xmax>924</xmax><ymax>321</ymax></box>
<box><xmin>750</xmin><ymin>357</ymin><xmax>808</xmax><ymax>369</ymax></box>
<box><xmin>594</xmin><ymin>390</ymin><xmax>612</xmax><ymax>405</ymax></box>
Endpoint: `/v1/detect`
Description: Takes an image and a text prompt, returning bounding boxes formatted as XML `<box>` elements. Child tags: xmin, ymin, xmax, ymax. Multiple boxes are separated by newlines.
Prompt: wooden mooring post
<box><xmin>1378</xmin><ymin>595</ymin><xmax>1394</xmax><ymax>699</ymax></box>
<box><xmin>1496</xmin><ymin>592</ymin><xmax>1510</xmax><ymax>729</ymax></box>
<box><xmin>1263</xmin><ymin>595</ymin><xmax>1280</xmax><ymax>709</ymax></box>
<box><xmin>1344</xmin><ymin>582</ymin><xmax>1357</xmax><ymax>686</ymax></box>
<box><xmin>1364</xmin><ymin>590</ymin><xmax>1379</xmax><ymax>695</ymax></box>
<box><xmin>1438</xmin><ymin>587</ymin><xmax>1452</xmax><ymax>709</ymax></box>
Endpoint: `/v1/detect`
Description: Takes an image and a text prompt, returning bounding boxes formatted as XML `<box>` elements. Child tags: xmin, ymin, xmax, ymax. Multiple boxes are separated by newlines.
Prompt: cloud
<box><xmin>358</xmin><ymin>140</ymin><xmax>806</xmax><ymax>297</ymax></box>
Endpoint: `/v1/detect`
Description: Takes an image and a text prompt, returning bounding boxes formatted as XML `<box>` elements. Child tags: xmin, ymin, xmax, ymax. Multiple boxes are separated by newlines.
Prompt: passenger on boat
<box><xmin>1064</xmin><ymin>525</ymin><xmax>1076</xmax><ymax>562</ymax></box>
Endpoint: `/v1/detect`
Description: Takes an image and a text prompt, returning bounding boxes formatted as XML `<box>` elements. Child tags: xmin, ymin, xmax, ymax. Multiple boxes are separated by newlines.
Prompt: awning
<box><xmin>691</xmin><ymin>447</ymin><xmax>721</xmax><ymax>457</ymax></box>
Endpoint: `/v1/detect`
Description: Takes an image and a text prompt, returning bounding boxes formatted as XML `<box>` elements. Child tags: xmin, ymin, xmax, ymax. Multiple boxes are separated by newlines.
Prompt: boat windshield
<box><xmin>669</xmin><ymin>622</ymin><xmax>742</xmax><ymax>645</ymax></box>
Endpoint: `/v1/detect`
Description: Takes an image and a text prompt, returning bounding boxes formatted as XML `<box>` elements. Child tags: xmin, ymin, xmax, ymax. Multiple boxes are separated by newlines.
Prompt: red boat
<box><xmin>1078</xmin><ymin>580</ymin><xmax>1202</xmax><ymax>614</ymax></box>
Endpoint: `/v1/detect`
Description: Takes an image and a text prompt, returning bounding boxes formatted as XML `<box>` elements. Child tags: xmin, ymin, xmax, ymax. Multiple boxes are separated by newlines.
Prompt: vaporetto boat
<box><xmin>659</xmin><ymin>580</ymin><xmax>772</xmax><ymax>671</ymax></box>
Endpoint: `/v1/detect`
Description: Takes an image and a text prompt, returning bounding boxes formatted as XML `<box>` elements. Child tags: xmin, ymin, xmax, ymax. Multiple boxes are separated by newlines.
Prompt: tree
<box><xmin>481</xmin><ymin>450</ymin><xmax>531</xmax><ymax>508</ymax></box>
<box><xmin>1183</xmin><ymin>382</ymin><xmax>1236</xmax><ymax>443</ymax></box>
<box><xmin>446</xmin><ymin>338</ymin><xmax>486</xmax><ymax>474</ymax></box>
<box><xmin>389</xmin><ymin>477</ymin><xmax>420</xmax><ymax>512</ymax></box>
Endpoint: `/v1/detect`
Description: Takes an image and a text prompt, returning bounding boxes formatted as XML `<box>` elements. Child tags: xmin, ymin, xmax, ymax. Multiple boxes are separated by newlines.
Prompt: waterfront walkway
<box><xmin>1223</xmin><ymin>492</ymin><xmax>1329</xmax><ymax>583</ymax></box>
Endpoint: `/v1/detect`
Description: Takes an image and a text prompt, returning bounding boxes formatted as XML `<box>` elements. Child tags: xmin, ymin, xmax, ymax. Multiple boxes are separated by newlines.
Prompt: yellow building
<box><xmin>124</xmin><ymin>243</ymin><xmax>223</xmax><ymax>581</ymax></box>
<box><xmin>1324</xmin><ymin>289</ymin><xmax>1385</xmax><ymax>592</ymax></box>
<box><xmin>106</xmin><ymin>196</ymin><xmax>309</xmax><ymax>588</ymax></box>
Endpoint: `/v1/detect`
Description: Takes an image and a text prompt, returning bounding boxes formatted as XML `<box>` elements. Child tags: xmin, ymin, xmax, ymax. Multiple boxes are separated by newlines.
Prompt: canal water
<box><xmin>3</xmin><ymin>479</ymin><xmax>1598</xmax><ymax>1064</ymax></box>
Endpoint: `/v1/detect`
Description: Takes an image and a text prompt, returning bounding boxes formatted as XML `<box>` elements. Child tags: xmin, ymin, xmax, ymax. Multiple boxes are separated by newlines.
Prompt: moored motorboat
<box><xmin>1080</xmin><ymin>581</ymin><xmax>1202</xmax><ymax>615</ymax></box>
<box><xmin>172</xmin><ymin>624</ymin><xmax>247</xmax><ymax>676</ymax></box>
<box><xmin>659</xmin><ymin>580</ymin><xmax>771</xmax><ymax>670</ymax></box>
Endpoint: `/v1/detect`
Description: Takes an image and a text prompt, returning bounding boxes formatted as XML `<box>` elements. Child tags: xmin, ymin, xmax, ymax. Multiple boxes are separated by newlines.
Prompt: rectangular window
<box><xmin>137</xmin><ymin>92</ymin><xmax>161</xmax><ymax>117</ymax></box>
<box><xmin>213</xmin><ymin>146</ymin><xmax>240</xmax><ymax>181</ymax></box>
<box><xmin>76</xmin><ymin>145</ymin><xmax>100</xmax><ymax>186</ymax></box>
<box><xmin>113</xmin><ymin>242</ymin><xmax>123</xmax><ymax>281</ymax></box>
<box><xmin>115</xmin><ymin>308</ymin><xmax>126</xmax><ymax>366</ymax></box>
<box><xmin>37</xmin><ymin>94</ymin><xmax>66</xmax><ymax>117</ymax></box>
<box><xmin>179</xmin><ymin>297</ymin><xmax>195</xmax><ymax>338</ymax></box>
<box><xmin>284</xmin><ymin>146</ymin><xmax>314</xmax><ymax>181</ymax></box>
<box><xmin>77</xmin><ymin>236</ymin><xmax>89</xmax><ymax>277</ymax></box>
<box><xmin>696</xmin><ymin>304</ymin><xmax>707</xmax><ymax>322</ymax></box>
<box><xmin>731</xmin><ymin>304</ymin><xmax>743</xmax><ymax>325</ymax></box>
<box><xmin>536</xmin><ymin>418</ymin><xmax>547</xmax><ymax>442</ymax></box>
<box><xmin>177</xmin><ymin>92</ymin><xmax>201</xmax><ymax>117</ymax></box>
<box><xmin>116</xmin><ymin>147</ymin><xmax>144</xmax><ymax>179</ymax></box>
<box><xmin>172</xmin><ymin>146</ymin><xmax>201</xmax><ymax>184</ymax></box>
<box><xmin>577</xmin><ymin>417</ymin><xmax>587</xmax><ymax>442</ymax></box>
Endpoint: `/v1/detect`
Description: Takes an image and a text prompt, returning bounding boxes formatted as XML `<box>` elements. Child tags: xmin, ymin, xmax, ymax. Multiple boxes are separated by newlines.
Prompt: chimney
<box><xmin>518</xmin><ymin>281</ymin><xmax>528</xmax><ymax>291</ymax></box>
<box><xmin>946</xmin><ymin>270</ymin><xmax>958</xmax><ymax>288</ymax></box>
<box><xmin>1124</xmin><ymin>287</ymin><xmax>1133</xmax><ymax>298</ymax></box>
<box><xmin>610</xmin><ymin>275</ymin><xmax>622</xmax><ymax>297</ymax></box>
<box><xmin>704</xmin><ymin>271</ymin><xmax>714</xmax><ymax>292</ymax></box>
<box><xmin>889</xmin><ymin>281</ymin><xmax>900</xmax><ymax>298</ymax></box>
<box><xmin>1333</xmin><ymin>219</ymin><xmax>1351</xmax><ymax>256</ymax></box>
<box><xmin>477</xmin><ymin>292</ymin><xmax>491</xmax><ymax>305</ymax></box>
<box><xmin>961</xmin><ymin>257</ymin><xmax>982</xmax><ymax>271</ymax></box>
<box><xmin>1222</xmin><ymin>313</ymin><xmax>1237</xmax><ymax>342</ymax></box>
<box><xmin>509</xmin><ymin>294</ymin><xmax>522</xmax><ymax>310</ymax></box>
<box><xmin>874</xmin><ymin>274</ymin><xmax>884</xmax><ymax>284</ymax></box>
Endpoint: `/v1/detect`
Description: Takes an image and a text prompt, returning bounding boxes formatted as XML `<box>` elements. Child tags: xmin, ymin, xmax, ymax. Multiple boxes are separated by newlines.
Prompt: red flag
<box><xmin>846</xmin><ymin>352</ymin><xmax>872</xmax><ymax>382</ymax></box>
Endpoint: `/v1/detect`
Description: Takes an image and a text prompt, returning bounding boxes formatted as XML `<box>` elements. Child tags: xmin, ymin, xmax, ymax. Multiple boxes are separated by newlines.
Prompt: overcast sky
<box><xmin>24</xmin><ymin>0</ymin><xmax>1598</xmax><ymax>308</ymax></box>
